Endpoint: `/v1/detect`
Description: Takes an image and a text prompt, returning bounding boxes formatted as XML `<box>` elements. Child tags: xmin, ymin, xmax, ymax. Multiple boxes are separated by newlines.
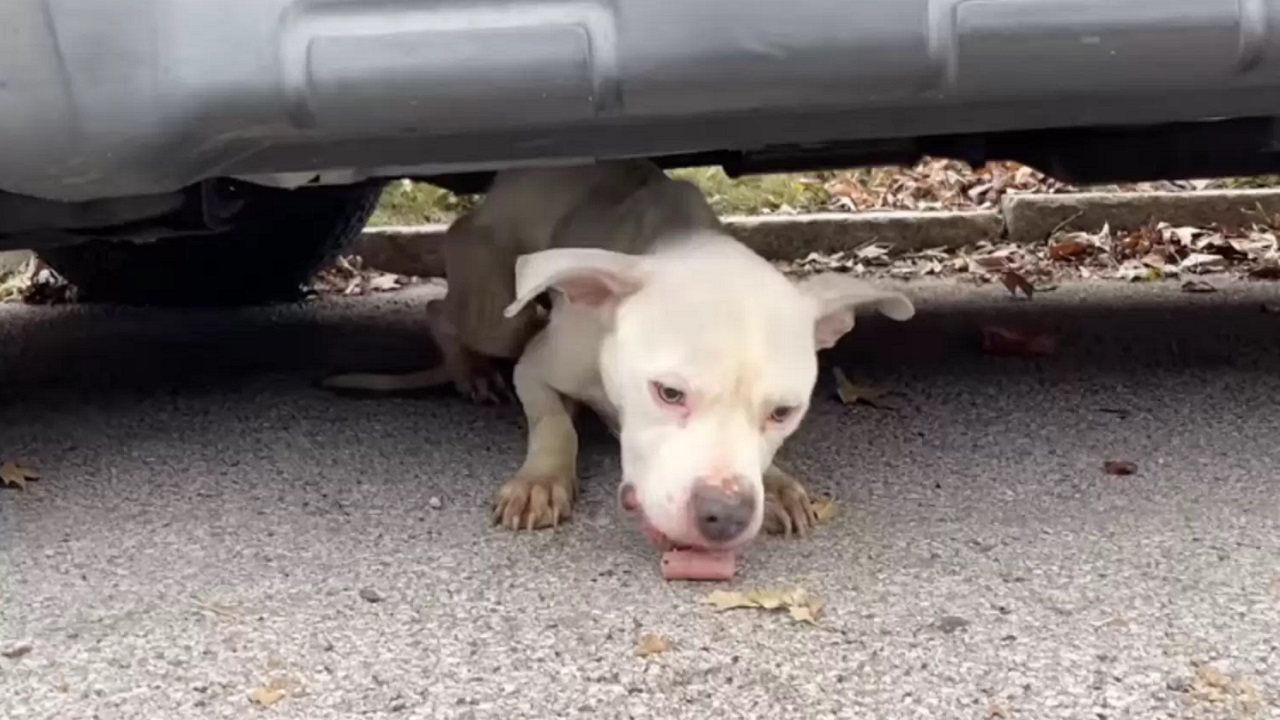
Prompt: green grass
<box><xmin>1218</xmin><ymin>174</ymin><xmax>1280</xmax><ymax>189</ymax></box>
<box><xmin>367</xmin><ymin>166</ymin><xmax>1280</xmax><ymax>227</ymax></box>
<box><xmin>368</xmin><ymin>179</ymin><xmax>480</xmax><ymax>226</ymax></box>
<box><xmin>667</xmin><ymin>167</ymin><xmax>836</xmax><ymax>215</ymax></box>
<box><xmin>367</xmin><ymin>167</ymin><xmax>836</xmax><ymax>226</ymax></box>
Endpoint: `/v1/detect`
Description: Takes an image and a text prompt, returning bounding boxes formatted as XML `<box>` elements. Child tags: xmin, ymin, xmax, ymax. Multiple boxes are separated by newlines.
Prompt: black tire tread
<box><xmin>40</xmin><ymin>181</ymin><xmax>384</xmax><ymax>307</ymax></box>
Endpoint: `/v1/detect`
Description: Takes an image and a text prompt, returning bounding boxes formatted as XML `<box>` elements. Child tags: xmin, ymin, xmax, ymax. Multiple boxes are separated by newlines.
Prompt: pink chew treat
<box><xmin>661</xmin><ymin>548</ymin><xmax>737</xmax><ymax>581</ymax></box>
<box><xmin>621</xmin><ymin>483</ymin><xmax>740</xmax><ymax>581</ymax></box>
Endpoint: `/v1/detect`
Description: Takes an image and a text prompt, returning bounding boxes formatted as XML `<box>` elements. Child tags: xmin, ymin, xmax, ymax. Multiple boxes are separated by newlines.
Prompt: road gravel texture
<box><xmin>2</xmin><ymin>279</ymin><xmax>1280</xmax><ymax>720</ymax></box>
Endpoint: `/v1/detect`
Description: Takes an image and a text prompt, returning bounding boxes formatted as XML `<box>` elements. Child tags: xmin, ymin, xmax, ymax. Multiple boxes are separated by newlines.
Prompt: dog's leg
<box><xmin>491</xmin><ymin>350</ymin><xmax>579</xmax><ymax>530</ymax></box>
<box><xmin>426</xmin><ymin>299</ymin><xmax>513</xmax><ymax>405</ymax></box>
<box><xmin>436</xmin><ymin>219</ymin><xmax>543</xmax><ymax>405</ymax></box>
<box><xmin>762</xmin><ymin>463</ymin><xmax>819</xmax><ymax>537</ymax></box>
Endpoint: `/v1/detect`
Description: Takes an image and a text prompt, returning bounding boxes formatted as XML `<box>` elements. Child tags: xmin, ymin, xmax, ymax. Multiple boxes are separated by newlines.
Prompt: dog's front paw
<box><xmin>491</xmin><ymin>473</ymin><xmax>575</xmax><ymax>530</ymax></box>
<box><xmin>762</xmin><ymin>469</ymin><xmax>819</xmax><ymax>537</ymax></box>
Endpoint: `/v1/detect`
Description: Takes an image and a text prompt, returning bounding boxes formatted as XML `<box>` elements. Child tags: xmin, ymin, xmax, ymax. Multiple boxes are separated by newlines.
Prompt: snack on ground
<box><xmin>660</xmin><ymin>548</ymin><xmax>737</xmax><ymax>581</ymax></box>
<box><xmin>622</xmin><ymin>484</ymin><xmax>740</xmax><ymax>581</ymax></box>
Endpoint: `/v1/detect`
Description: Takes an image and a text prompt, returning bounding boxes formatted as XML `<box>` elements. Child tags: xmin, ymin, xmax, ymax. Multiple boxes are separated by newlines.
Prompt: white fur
<box><xmin>490</xmin><ymin>162</ymin><xmax>916</xmax><ymax>548</ymax></box>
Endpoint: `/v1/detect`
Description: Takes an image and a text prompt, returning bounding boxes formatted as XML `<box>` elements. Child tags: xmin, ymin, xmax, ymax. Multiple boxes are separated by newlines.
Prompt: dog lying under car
<box><xmin>323</xmin><ymin>159</ymin><xmax>915</xmax><ymax>557</ymax></box>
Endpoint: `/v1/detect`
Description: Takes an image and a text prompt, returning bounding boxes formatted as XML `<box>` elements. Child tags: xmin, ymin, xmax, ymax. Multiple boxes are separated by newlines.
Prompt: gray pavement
<box><xmin>2</xmin><ymin>278</ymin><xmax>1280</xmax><ymax>720</ymax></box>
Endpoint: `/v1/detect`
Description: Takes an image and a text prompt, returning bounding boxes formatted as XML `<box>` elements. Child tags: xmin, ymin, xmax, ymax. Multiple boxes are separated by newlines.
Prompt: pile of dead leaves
<box><xmin>1061</xmin><ymin>221</ymin><xmax>1280</xmax><ymax>283</ymax></box>
<box><xmin>309</xmin><ymin>255</ymin><xmax>418</xmax><ymax>296</ymax></box>
<box><xmin>825</xmin><ymin>159</ymin><xmax>1074</xmax><ymax>212</ymax></box>
<box><xmin>0</xmin><ymin>254</ymin><xmax>417</xmax><ymax>303</ymax></box>
<box><xmin>0</xmin><ymin>259</ymin><xmax>77</xmax><ymax>305</ymax></box>
<box><xmin>778</xmin><ymin>220</ymin><xmax>1280</xmax><ymax>288</ymax></box>
<box><xmin>820</xmin><ymin>158</ymin><xmax>1218</xmax><ymax>213</ymax></box>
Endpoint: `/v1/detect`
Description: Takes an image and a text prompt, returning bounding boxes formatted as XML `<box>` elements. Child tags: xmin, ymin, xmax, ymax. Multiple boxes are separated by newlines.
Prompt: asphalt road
<box><xmin>2</xmin><ymin>278</ymin><xmax>1280</xmax><ymax>720</ymax></box>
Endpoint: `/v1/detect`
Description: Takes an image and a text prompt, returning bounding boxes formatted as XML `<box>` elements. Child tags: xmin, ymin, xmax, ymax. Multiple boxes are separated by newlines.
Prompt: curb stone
<box><xmin>724</xmin><ymin>210</ymin><xmax>1001</xmax><ymax>259</ymax></box>
<box><xmin>349</xmin><ymin>226</ymin><xmax>449</xmax><ymax>278</ymax></box>
<box><xmin>352</xmin><ymin>189</ymin><xmax>1280</xmax><ymax>278</ymax></box>
<box><xmin>1001</xmin><ymin>189</ymin><xmax>1280</xmax><ymax>245</ymax></box>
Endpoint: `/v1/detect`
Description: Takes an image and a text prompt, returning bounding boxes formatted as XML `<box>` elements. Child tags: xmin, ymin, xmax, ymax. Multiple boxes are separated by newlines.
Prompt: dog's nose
<box><xmin>691</xmin><ymin>475</ymin><xmax>756</xmax><ymax>544</ymax></box>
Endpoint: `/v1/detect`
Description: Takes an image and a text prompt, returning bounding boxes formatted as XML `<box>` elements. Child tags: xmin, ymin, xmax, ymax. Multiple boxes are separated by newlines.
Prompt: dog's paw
<box><xmin>461</xmin><ymin>371</ymin><xmax>515</xmax><ymax>405</ymax></box>
<box><xmin>491</xmin><ymin>473</ymin><xmax>575</xmax><ymax>530</ymax></box>
<box><xmin>451</xmin><ymin>355</ymin><xmax>517</xmax><ymax>405</ymax></box>
<box><xmin>762</xmin><ymin>470</ymin><xmax>819</xmax><ymax>537</ymax></box>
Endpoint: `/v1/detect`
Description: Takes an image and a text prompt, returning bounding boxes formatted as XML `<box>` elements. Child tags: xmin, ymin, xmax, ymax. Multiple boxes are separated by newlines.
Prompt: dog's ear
<box><xmin>504</xmin><ymin>248</ymin><xmax>643</xmax><ymax>318</ymax></box>
<box><xmin>794</xmin><ymin>273</ymin><xmax>915</xmax><ymax>350</ymax></box>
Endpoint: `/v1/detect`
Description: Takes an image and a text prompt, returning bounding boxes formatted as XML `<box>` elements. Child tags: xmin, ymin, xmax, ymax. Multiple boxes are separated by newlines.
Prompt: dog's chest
<box><xmin>534</xmin><ymin>303</ymin><xmax>618</xmax><ymax>423</ymax></box>
<box><xmin>554</xmin><ymin>364</ymin><xmax>618</xmax><ymax>433</ymax></box>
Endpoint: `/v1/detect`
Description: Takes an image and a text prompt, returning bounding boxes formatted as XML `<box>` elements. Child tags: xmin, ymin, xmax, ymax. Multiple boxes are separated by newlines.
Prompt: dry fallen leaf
<box><xmin>247</xmin><ymin>675</ymin><xmax>300</xmax><ymax>707</ymax></box>
<box><xmin>0</xmin><ymin>270</ymin><xmax>29</xmax><ymax>302</ymax></box>
<box><xmin>7</xmin><ymin>261</ymin><xmax>79</xmax><ymax>306</ymax></box>
<box><xmin>1196</xmin><ymin>663</ymin><xmax>1232</xmax><ymax>690</ymax></box>
<box><xmin>1000</xmin><ymin>269</ymin><xmax>1035</xmax><ymax>299</ymax></box>
<box><xmin>189</xmin><ymin>597</ymin><xmax>241</xmax><ymax>620</ymax></box>
<box><xmin>1164</xmin><ymin>225</ymin><xmax>1203</xmax><ymax>246</ymax></box>
<box><xmin>701</xmin><ymin>590</ymin><xmax>758</xmax><ymax>611</ymax></box>
<box><xmin>0</xmin><ymin>462</ymin><xmax>39</xmax><ymax>491</ymax></box>
<box><xmin>1103</xmin><ymin>460</ymin><xmax>1138</xmax><ymax>476</ymax></box>
<box><xmin>747</xmin><ymin>590</ymin><xmax>787</xmax><ymax>610</ymax></box>
<box><xmin>248</xmin><ymin>686</ymin><xmax>286</xmax><ymax>707</ymax></box>
<box><xmin>1185</xmin><ymin>663</ymin><xmax>1264</xmax><ymax>713</ymax></box>
<box><xmin>1179</xmin><ymin>252</ymin><xmax>1228</xmax><ymax>272</ymax></box>
<box><xmin>832</xmin><ymin>368</ymin><xmax>892</xmax><ymax>408</ymax></box>
<box><xmin>969</xmin><ymin>254</ymin><xmax>1010</xmax><ymax>272</ymax></box>
<box><xmin>366</xmin><ymin>273</ymin><xmax>403</xmax><ymax>292</ymax></box>
<box><xmin>634</xmin><ymin>632</ymin><xmax>671</xmax><ymax>657</ymax></box>
<box><xmin>1</xmin><ymin>642</ymin><xmax>33</xmax><ymax>659</ymax></box>
<box><xmin>1047</xmin><ymin>236</ymin><xmax>1093</xmax><ymax>261</ymax></box>
<box><xmin>980</xmin><ymin>326</ymin><xmax>1058</xmax><ymax>358</ymax></box>
<box><xmin>700</xmin><ymin>587</ymin><xmax>823</xmax><ymax>625</ymax></box>
<box><xmin>788</xmin><ymin>597</ymin><xmax>825</xmax><ymax>625</ymax></box>
<box><xmin>1101</xmin><ymin>616</ymin><xmax>1131</xmax><ymax>630</ymax></box>
<box><xmin>1115</xmin><ymin>261</ymin><xmax>1163</xmax><ymax>282</ymax></box>
<box><xmin>1181</xmin><ymin>279</ymin><xmax>1217</xmax><ymax>294</ymax></box>
<box><xmin>811</xmin><ymin>496</ymin><xmax>839</xmax><ymax>524</ymax></box>
<box><xmin>855</xmin><ymin>243</ymin><xmax>892</xmax><ymax>261</ymax></box>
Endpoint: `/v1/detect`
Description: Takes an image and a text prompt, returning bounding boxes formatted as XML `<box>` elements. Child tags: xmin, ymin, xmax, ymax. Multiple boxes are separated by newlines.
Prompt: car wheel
<box><xmin>39</xmin><ymin>181</ymin><xmax>385</xmax><ymax>306</ymax></box>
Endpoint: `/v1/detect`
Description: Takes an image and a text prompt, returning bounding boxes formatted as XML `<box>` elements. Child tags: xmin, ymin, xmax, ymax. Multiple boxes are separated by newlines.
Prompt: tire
<box><xmin>40</xmin><ymin>181</ymin><xmax>385</xmax><ymax>306</ymax></box>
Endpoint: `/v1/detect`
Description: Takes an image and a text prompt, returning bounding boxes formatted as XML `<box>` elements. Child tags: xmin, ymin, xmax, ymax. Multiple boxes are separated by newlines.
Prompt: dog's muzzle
<box><xmin>620</xmin><ymin>475</ymin><xmax>758</xmax><ymax>549</ymax></box>
<box><xmin>689</xmin><ymin>474</ymin><xmax>756</xmax><ymax>544</ymax></box>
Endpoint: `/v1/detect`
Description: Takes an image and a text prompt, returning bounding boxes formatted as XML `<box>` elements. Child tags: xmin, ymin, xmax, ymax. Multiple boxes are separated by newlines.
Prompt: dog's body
<box><xmin>324</xmin><ymin>160</ymin><xmax>915</xmax><ymax>550</ymax></box>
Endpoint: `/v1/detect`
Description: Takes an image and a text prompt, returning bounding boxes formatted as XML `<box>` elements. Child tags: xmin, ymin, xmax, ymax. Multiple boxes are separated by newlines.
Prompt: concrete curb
<box><xmin>1000</xmin><ymin>189</ymin><xmax>1280</xmax><ymax>245</ymax></box>
<box><xmin>352</xmin><ymin>189</ymin><xmax>1280</xmax><ymax>277</ymax></box>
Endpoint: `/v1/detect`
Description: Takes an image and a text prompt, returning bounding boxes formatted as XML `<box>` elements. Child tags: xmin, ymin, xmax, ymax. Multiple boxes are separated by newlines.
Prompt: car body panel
<box><xmin>2</xmin><ymin>0</ymin><xmax>1280</xmax><ymax>202</ymax></box>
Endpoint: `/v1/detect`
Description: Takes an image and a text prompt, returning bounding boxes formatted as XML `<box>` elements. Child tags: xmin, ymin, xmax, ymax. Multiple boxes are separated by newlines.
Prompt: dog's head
<box><xmin>504</xmin><ymin>233</ymin><xmax>914</xmax><ymax>550</ymax></box>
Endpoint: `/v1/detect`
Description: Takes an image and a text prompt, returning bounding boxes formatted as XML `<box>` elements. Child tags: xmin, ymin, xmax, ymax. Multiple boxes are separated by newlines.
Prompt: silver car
<box><xmin>1</xmin><ymin>0</ymin><xmax>1275</xmax><ymax>303</ymax></box>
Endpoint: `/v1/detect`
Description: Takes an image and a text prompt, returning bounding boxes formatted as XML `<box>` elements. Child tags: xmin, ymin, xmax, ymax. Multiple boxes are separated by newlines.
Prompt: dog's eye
<box><xmin>768</xmin><ymin>406</ymin><xmax>796</xmax><ymax>423</ymax></box>
<box><xmin>652</xmin><ymin>382</ymin><xmax>686</xmax><ymax>406</ymax></box>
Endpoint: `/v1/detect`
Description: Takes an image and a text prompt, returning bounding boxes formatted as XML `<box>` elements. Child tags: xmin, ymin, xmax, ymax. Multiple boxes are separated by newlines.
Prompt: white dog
<box><xmin>324</xmin><ymin>160</ymin><xmax>914</xmax><ymax>551</ymax></box>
